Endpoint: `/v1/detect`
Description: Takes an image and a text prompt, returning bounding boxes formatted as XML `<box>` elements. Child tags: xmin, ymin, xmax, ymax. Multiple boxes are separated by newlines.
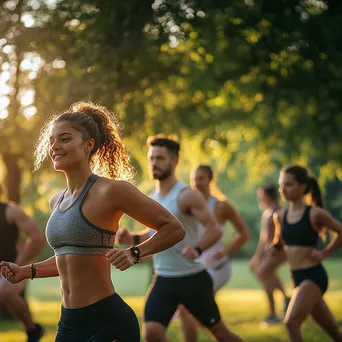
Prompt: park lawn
<box><xmin>0</xmin><ymin>259</ymin><xmax>341</xmax><ymax>341</ymax></box>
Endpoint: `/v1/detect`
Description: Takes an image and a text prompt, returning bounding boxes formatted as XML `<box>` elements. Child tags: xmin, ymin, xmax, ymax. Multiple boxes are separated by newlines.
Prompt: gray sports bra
<box><xmin>46</xmin><ymin>174</ymin><xmax>116</xmax><ymax>256</ymax></box>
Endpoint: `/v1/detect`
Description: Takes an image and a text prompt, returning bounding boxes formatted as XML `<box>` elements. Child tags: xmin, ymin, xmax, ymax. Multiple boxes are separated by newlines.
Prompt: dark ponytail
<box><xmin>308</xmin><ymin>177</ymin><xmax>324</xmax><ymax>208</ymax></box>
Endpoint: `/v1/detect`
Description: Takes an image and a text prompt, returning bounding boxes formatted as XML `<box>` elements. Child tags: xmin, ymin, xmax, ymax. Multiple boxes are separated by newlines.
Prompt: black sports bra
<box><xmin>281</xmin><ymin>206</ymin><xmax>318</xmax><ymax>247</ymax></box>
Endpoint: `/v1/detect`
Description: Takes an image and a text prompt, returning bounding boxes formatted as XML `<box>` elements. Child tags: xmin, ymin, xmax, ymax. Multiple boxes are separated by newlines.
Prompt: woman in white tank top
<box><xmin>178</xmin><ymin>165</ymin><xmax>249</xmax><ymax>342</ymax></box>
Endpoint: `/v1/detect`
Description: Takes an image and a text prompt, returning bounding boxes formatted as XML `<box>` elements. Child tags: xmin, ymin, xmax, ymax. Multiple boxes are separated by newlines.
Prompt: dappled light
<box><xmin>0</xmin><ymin>1</ymin><xmax>342</xmax><ymax>341</ymax></box>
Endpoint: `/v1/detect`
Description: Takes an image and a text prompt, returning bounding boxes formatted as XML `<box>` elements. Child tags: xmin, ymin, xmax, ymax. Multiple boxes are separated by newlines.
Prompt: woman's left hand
<box><xmin>309</xmin><ymin>249</ymin><xmax>325</xmax><ymax>263</ymax></box>
<box><xmin>106</xmin><ymin>248</ymin><xmax>135</xmax><ymax>271</ymax></box>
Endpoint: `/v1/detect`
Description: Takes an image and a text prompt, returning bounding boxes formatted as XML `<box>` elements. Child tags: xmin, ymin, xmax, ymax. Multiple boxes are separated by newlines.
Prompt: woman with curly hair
<box><xmin>0</xmin><ymin>101</ymin><xmax>185</xmax><ymax>342</ymax></box>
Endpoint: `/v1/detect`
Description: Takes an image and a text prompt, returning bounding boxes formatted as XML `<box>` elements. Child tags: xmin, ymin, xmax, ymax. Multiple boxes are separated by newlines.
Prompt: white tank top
<box><xmin>199</xmin><ymin>196</ymin><xmax>228</xmax><ymax>269</ymax></box>
<box><xmin>150</xmin><ymin>182</ymin><xmax>205</xmax><ymax>277</ymax></box>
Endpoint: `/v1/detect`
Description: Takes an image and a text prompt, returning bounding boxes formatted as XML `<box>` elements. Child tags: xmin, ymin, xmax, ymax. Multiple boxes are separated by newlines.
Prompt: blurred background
<box><xmin>0</xmin><ymin>0</ymin><xmax>341</xmax><ymax>341</ymax></box>
<box><xmin>1</xmin><ymin>0</ymin><xmax>342</xmax><ymax>258</ymax></box>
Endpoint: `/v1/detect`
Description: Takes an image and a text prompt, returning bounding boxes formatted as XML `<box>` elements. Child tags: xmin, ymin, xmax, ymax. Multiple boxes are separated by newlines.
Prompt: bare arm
<box><xmin>271</xmin><ymin>210</ymin><xmax>286</xmax><ymax>250</ymax></box>
<box><xmin>111</xmin><ymin>181</ymin><xmax>185</xmax><ymax>259</ymax></box>
<box><xmin>180</xmin><ymin>189</ymin><xmax>222</xmax><ymax>251</ymax></box>
<box><xmin>6</xmin><ymin>205</ymin><xmax>45</xmax><ymax>266</ymax></box>
<box><xmin>0</xmin><ymin>194</ymin><xmax>64</xmax><ymax>283</ymax></box>
<box><xmin>314</xmin><ymin>208</ymin><xmax>342</xmax><ymax>258</ymax></box>
<box><xmin>220</xmin><ymin>201</ymin><xmax>249</xmax><ymax>257</ymax></box>
<box><xmin>0</xmin><ymin>256</ymin><xmax>58</xmax><ymax>284</ymax></box>
<box><xmin>253</xmin><ymin>214</ymin><xmax>268</xmax><ymax>258</ymax></box>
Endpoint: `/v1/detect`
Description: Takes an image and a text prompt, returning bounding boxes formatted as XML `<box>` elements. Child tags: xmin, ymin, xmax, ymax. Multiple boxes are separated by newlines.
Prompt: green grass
<box><xmin>0</xmin><ymin>259</ymin><xmax>341</xmax><ymax>341</ymax></box>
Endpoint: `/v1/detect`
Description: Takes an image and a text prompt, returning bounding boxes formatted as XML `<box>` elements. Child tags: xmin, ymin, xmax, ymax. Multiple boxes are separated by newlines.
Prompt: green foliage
<box><xmin>1</xmin><ymin>1</ymin><xmax>342</xmax><ymax>234</ymax></box>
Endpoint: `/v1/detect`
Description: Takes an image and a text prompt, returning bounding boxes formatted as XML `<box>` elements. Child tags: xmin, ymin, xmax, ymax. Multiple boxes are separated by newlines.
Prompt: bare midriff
<box><xmin>56</xmin><ymin>254</ymin><xmax>115</xmax><ymax>308</ymax></box>
<box><xmin>286</xmin><ymin>246</ymin><xmax>320</xmax><ymax>271</ymax></box>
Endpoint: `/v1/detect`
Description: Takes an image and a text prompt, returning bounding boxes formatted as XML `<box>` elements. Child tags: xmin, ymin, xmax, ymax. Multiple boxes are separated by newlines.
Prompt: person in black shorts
<box><xmin>272</xmin><ymin>165</ymin><xmax>342</xmax><ymax>342</ymax></box>
<box><xmin>118</xmin><ymin>135</ymin><xmax>243</xmax><ymax>342</ymax></box>
<box><xmin>0</xmin><ymin>102</ymin><xmax>185</xmax><ymax>342</ymax></box>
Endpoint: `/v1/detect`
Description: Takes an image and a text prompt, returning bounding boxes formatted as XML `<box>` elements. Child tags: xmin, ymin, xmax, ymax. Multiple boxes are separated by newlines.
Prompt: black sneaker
<box><xmin>27</xmin><ymin>323</ymin><xmax>45</xmax><ymax>342</ymax></box>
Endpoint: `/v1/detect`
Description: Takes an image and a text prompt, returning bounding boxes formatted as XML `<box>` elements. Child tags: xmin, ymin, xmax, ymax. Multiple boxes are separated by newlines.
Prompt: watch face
<box><xmin>131</xmin><ymin>247</ymin><xmax>140</xmax><ymax>258</ymax></box>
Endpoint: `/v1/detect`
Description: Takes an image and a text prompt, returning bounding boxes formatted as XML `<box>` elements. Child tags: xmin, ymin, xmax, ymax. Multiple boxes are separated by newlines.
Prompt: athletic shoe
<box><xmin>259</xmin><ymin>315</ymin><xmax>282</xmax><ymax>328</ymax></box>
<box><xmin>27</xmin><ymin>323</ymin><xmax>44</xmax><ymax>342</ymax></box>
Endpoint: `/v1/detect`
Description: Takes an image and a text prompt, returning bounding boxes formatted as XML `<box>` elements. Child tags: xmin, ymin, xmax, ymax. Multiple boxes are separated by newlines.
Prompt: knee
<box><xmin>254</xmin><ymin>267</ymin><xmax>265</xmax><ymax>279</ymax></box>
<box><xmin>284</xmin><ymin>316</ymin><xmax>301</xmax><ymax>331</ymax></box>
<box><xmin>144</xmin><ymin>324</ymin><xmax>165</xmax><ymax>342</ymax></box>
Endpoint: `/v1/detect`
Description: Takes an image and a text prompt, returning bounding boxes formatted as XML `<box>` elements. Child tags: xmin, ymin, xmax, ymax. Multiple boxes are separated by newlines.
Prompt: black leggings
<box><xmin>55</xmin><ymin>293</ymin><xmax>140</xmax><ymax>342</ymax></box>
<box><xmin>291</xmin><ymin>264</ymin><xmax>328</xmax><ymax>294</ymax></box>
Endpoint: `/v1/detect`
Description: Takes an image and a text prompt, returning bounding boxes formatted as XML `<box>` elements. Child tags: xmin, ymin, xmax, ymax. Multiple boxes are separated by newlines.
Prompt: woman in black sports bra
<box><xmin>0</xmin><ymin>101</ymin><xmax>185</xmax><ymax>342</ymax></box>
<box><xmin>272</xmin><ymin>165</ymin><xmax>342</xmax><ymax>342</ymax></box>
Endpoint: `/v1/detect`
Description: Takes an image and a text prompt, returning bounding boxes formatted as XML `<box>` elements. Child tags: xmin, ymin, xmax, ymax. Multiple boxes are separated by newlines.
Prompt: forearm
<box><xmin>224</xmin><ymin>233</ymin><xmax>249</xmax><ymax>257</ymax></box>
<box><xmin>15</xmin><ymin>238</ymin><xmax>44</xmax><ymax>266</ymax></box>
<box><xmin>20</xmin><ymin>256</ymin><xmax>59</xmax><ymax>279</ymax></box>
<box><xmin>323</xmin><ymin>232</ymin><xmax>342</xmax><ymax>259</ymax></box>
<box><xmin>137</xmin><ymin>222</ymin><xmax>184</xmax><ymax>258</ymax></box>
<box><xmin>196</xmin><ymin>224</ymin><xmax>222</xmax><ymax>251</ymax></box>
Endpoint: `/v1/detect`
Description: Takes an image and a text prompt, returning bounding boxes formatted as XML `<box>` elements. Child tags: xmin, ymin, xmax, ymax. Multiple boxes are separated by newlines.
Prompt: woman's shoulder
<box><xmin>95</xmin><ymin>177</ymin><xmax>137</xmax><ymax>198</ymax></box>
<box><xmin>273</xmin><ymin>207</ymin><xmax>286</xmax><ymax>223</ymax></box>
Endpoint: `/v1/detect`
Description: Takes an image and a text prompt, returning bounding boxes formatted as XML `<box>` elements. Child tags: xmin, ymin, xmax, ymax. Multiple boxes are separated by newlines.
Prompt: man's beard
<box><xmin>153</xmin><ymin>167</ymin><xmax>172</xmax><ymax>181</ymax></box>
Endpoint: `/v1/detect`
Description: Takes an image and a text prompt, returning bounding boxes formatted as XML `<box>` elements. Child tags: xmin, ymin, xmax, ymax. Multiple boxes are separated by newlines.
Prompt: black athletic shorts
<box><xmin>292</xmin><ymin>263</ymin><xmax>328</xmax><ymax>294</ymax></box>
<box><xmin>55</xmin><ymin>293</ymin><xmax>140</xmax><ymax>342</ymax></box>
<box><xmin>144</xmin><ymin>270</ymin><xmax>221</xmax><ymax>328</ymax></box>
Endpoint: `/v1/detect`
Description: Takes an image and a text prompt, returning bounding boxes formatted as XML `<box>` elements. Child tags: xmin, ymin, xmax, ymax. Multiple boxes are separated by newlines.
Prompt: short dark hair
<box><xmin>262</xmin><ymin>184</ymin><xmax>278</xmax><ymax>201</ymax></box>
<box><xmin>147</xmin><ymin>134</ymin><xmax>180</xmax><ymax>158</ymax></box>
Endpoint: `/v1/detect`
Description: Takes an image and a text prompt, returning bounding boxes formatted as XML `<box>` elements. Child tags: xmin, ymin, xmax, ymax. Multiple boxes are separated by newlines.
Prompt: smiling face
<box><xmin>278</xmin><ymin>172</ymin><xmax>307</xmax><ymax>202</ymax></box>
<box><xmin>49</xmin><ymin>121</ymin><xmax>94</xmax><ymax>172</ymax></box>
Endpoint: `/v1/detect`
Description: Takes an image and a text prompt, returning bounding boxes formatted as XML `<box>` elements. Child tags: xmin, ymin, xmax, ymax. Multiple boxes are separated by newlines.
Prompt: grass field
<box><xmin>0</xmin><ymin>259</ymin><xmax>341</xmax><ymax>341</ymax></box>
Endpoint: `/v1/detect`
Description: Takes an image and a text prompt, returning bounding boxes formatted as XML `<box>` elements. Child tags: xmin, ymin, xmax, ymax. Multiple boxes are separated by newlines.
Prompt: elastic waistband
<box><xmin>291</xmin><ymin>263</ymin><xmax>323</xmax><ymax>274</ymax></box>
<box><xmin>60</xmin><ymin>293</ymin><xmax>117</xmax><ymax>326</ymax></box>
<box><xmin>157</xmin><ymin>269</ymin><xmax>208</xmax><ymax>280</ymax></box>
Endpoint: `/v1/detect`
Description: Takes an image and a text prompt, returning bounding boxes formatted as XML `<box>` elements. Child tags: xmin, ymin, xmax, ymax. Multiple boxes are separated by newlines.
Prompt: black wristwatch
<box><xmin>130</xmin><ymin>246</ymin><xmax>141</xmax><ymax>264</ymax></box>
<box><xmin>194</xmin><ymin>246</ymin><xmax>203</xmax><ymax>256</ymax></box>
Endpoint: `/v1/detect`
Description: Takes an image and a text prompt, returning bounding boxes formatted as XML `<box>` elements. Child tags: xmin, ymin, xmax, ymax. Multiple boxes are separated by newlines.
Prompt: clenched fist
<box><xmin>182</xmin><ymin>247</ymin><xmax>200</xmax><ymax>260</ymax></box>
<box><xmin>309</xmin><ymin>249</ymin><xmax>325</xmax><ymax>263</ymax></box>
<box><xmin>106</xmin><ymin>248</ymin><xmax>135</xmax><ymax>271</ymax></box>
<box><xmin>0</xmin><ymin>261</ymin><xmax>26</xmax><ymax>284</ymax></box>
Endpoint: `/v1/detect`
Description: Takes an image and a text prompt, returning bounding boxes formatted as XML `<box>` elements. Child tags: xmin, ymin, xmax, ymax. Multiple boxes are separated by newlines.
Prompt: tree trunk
<box><xmin>3</xmin><ymin>153</ymin><xmax>22</xmax><ymax>203</ymax></box>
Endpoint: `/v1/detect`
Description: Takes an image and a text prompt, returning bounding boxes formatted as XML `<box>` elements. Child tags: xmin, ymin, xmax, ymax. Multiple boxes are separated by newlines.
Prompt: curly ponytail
<box><xmin>34</xmin><ymin>101</ymin><xmax>135</xmax><ymax>182</ymax></box>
